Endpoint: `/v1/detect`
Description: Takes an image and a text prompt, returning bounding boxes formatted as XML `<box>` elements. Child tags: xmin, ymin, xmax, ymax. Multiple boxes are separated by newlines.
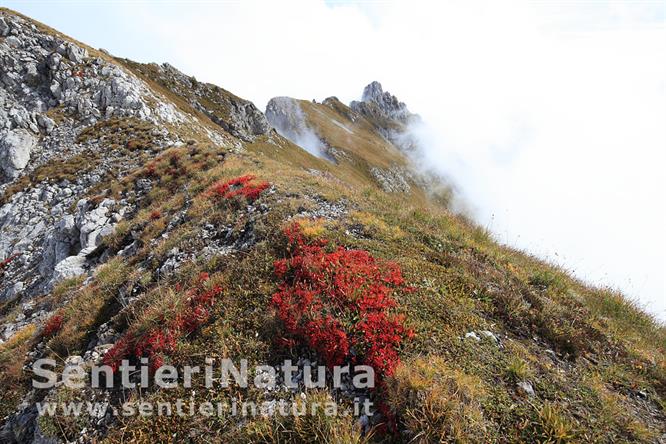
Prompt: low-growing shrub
<box><xmin>143</xmin><ymin>162</ymin><xmax>157</xmax><ymax>178</ymax></box>
<box><xmin>207</xmin><ymin>175</ymin><xmax>270</xmax><ymax>202</ymax></box>
<box><xmin>104</xmin><ymin>272</ymin><xmax>222</xmax><ymax>371</ymax></box>
<box><xmin>0</xmin><ymin>253</ymin><xmax>19</xmax><ymax>276</ymax></box>
<box><xmin>271</xmin><ymin>223</ymin><xmax>413</xmax><ymax>383</ymax></box>
<box><xmin>235</xmin><ymin>390</ymin><xmax>371</xmax><ymax>443</ymax></box>
<box><xmin>532</xmin><ymin>402</ymin><xmax>576</xmax><ymax>443</ymax></box>
<box><xmin>0</xmin><ymin>324</ymin><xmax>37</xmax><ymax>418</ymax></box>
<box><xmin>506</xmin><ymin>356</ymin><xmax>530</xmax><ymax>381</ymax></box>
<box><xmin>386</xmin><ymin>356</ymin><xmax>488</xmax><ymax>442</ymax></box>
<box><xmin>43</xmin><ymin>312</ymin><xmax>65</xmax><ymax>338</ymax></box>
<box><xmin>529</xmin><ymin>270</ymin><xmax>565</xmax><ymax>291</ymax></box>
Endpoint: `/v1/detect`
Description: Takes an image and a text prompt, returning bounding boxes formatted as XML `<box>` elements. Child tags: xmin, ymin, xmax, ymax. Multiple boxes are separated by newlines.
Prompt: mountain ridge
<box><xmin>0</xmin><ymin>8</ymin><xmax>664</xmax><ymax>444</ymax></box>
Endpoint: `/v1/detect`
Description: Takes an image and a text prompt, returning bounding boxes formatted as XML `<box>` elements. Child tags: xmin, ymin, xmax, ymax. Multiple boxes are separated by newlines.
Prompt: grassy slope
<box><xmin>0</xmin><ymin>9</ymin><xmax>664</xmax><ymax>443</ymax></box>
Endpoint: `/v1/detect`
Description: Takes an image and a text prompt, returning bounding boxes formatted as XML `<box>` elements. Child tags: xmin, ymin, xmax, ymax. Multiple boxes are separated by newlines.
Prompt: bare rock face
<box><xmin>350</xmin><ymin>81</ymin><xmax>420</xmax><ymax>152</ymax></box>
<box><xmin>354</xmin><ymin>81</ymin><xmax>414</xmax><ymax>124</ymax></box>
<box><xmin>51</xmin><ymin>253</ymin><xmax>87</xmax><ymax>282</ymax></box>
<box><xmin>133</xmin><ymin>62</ymin><xmax>270</xmax><ymax>141</ymax></box>
<box><xmin>0</xmin><ymin>129</ymin><xmax>36</xmax><ymax>180</ymax></box>
<box><xmin>0</xmin><ymin>10</ymin><xmax>199</xmax><ymax>303</ymax></box>
<box><xmin>350</xmin><ymin>81</ymin><xmax>418</xmax><ymax>125</ymax></box>
<box><xmin>0</xmin><ymin>17</ymin><xmax>10</xmax><ymax>36</ymax></box>
<box><xmin>0</xmin><ymin>10</ymin><xmax>191</xmax><ymax>180</ymax></box>
<box><xmin>265</xmin><ymin>97</ymin><xmax>303</xmax><ymax>135</ymax></box>
<box><xmin>265</xmin><ymin>97</ymin><xmax>324</xmax><ymax>157</ymax></box>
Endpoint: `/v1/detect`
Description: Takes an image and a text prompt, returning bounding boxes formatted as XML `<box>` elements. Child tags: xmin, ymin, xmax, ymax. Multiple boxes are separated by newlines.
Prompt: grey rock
<box><xmin>369</xmin><ymin>166</ymin><xmax>411</xmax><ymax>193</ymax></box>
<box><xmin>64</xmin><ymin>354</ymin><xmax>84</xmax><ymax>368</ymax></box>
<box><xmin>4</xmin><ymin>281</ymin><xmax>24</xmax><ymax>300</ymax></box>
<box><xmin>51</xmin><ymin>253</ymin><xmax>87</xmax><ymax>282</ymax></box>
<box><xmin>0</xmin><ymin>128</ymin><xmax>36</xmax><ymax>180</ymax></box>
<box><xmin>46</xmin><ymin>52</ymin><xmax>61</xmax><ymax>71</ymax></box>
<box><xmin>96</xmin><ymin>323</ymin><xmax>118</xmax><ymax>345</ymax></box>
<box><xmin>153</xmin><ymin>62</ymin><xmax>268</xmax><ymax>140</ymax></box>
<box><xmin>517</xmin><ymin>381</ymin><xmax>535</xmax><ymax>397</ymax></box>
<box><xmin>49</xmin><ymin>80</ymin><xmax>61</xmax><ymax>99</ymax></box>
<box><xmin>0</xmin><ymin>407</ymin><xmax>37</xmax><ymax>443</ymax></box>
<box><xmin>350</xmin><ymin>81</ymin><xmax>421</xmax><ymax>152</ymax></box>
<box><xmin>24</xmin><ymin>62</ymin><xmax>39</xmax><ymax>84</ymax></box>
<box><xmin>0</xmin><ymin>17</ymin><xmax>10</xmax><ymax>36</ymax></box>
<box><xmin>22</xmin><ymin>301</ymin><xmax>35</xmax><ymax>315</ymax></box>
<box><xmin>65</xmin><ymin>42</ymin><xmax>87</xmax><ymax>63</ymax></box>
<box><xmin>76</xmin><ymin>198</ymin><xmax>115</xmax><ymax>249</ymax></box>
<box><xmin>465</xmin><ymin>332</ymin><xmax>481</xmax><ymax>341</ymax></box>
<box><xmin>4</xmin><ymin>35</ymin><xmax>20</xmax><ymax>48</ymax></box>
<box><xmin>351</xmin><ymin>81</ymin><xmax>416</xmax><ymax>125</ymax></box>
<box><xmin>39</xmin><ymin>214</ymin><xmax>79</xmax><ymax>277</ymax></box>
<box><xmin>480</xmin><ymin>330</ymin><xmax>500</xmax><ymax>343</ymax></box>
<box><xmin>265</xmin><ymin>96</ymin><xmax>324</xmax><ymax>157</ymax></box>
<box><xmin>36</xmin><ymin>114</ymin><xmax>55</xmax><ymax>133</ymax></box>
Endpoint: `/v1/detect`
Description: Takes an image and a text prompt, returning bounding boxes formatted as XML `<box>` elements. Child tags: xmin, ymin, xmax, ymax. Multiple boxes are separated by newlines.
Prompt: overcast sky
<box><xmin>5</xmin><ymin>0</ymin><xmax>665</xmax><ymax>321</ymax></box>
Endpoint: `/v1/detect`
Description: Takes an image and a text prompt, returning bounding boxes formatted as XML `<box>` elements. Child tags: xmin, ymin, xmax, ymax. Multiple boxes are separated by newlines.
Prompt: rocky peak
<box><xmin>351</xmin><ymin>81</ymin><xmax>417</xmax><ymax>126</ymax></box>
<box><xmin>360</xmin><ymin>81</ymin><xmax>411</xmax><ymax>122</ymax></box>
<box><xmin>349</xmin><ymin>81</ymin><xmax>419</xmax><ymax>152</ymax></box>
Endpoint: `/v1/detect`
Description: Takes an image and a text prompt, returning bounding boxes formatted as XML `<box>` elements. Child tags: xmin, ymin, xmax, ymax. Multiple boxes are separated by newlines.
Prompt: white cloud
<box><xmin>8</xmin><ymin>0</ymin><xmax>665</xmax><ymax>319</ymax></box>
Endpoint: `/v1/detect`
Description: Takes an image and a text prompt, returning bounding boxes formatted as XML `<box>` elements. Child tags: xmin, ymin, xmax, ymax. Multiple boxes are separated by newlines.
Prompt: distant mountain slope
<box><xmin>1</xmin><ymin>8</ymin><xmax>664</xmax><ymax>444</ymax></box>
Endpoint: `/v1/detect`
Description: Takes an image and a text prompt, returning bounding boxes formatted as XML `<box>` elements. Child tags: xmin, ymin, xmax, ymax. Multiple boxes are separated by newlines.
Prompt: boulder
<box><xmin>76</xmin><ymin>199</ymin><xmax>115</xmax><ymax>249</ymax></box>
<box><xmin>0</xmin><ymin>17</ymin><xmax>10</xmax><ymax>36</ymax></box>
<box><xmin>58</xmin><ymin>42</ymin><xmax>87</xmax><ymax>63</ymax></box>
<box><xmin>517</xmin><ymin>381</ymin><xmax>535</xmax><ymax>397</ymax></box>
<box><xmin>36</xmin><ymin>114</ymin><xmax>55</xmax><ymax>133</ymax></box>
<box><xmin>39</xmin><ymin>215</ymin><xmax>79</xmax><ymax>278</ymax></box>
<box><xmin>0</xmin><ymin>129</ymin><xmax>36</xmax><ymax>180</ymax></box>
<box><xmin>46</xmin><ymin>52</ymin><xmax>61</xmax><ymax>71</ymax></box>
<box><xmin>24</xmin><ymin>62</ymin><xmax>39</xmax><ymax>84</ymax></box>
<box><xmin>51</xmin><ymin>253</ymin><xmax>87</xmax><ymax>282</ymax></box>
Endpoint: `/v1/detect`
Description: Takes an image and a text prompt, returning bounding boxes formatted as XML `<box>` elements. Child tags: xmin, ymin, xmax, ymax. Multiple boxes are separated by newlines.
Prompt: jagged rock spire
<box><xmin>352</xmin><ymin>81</ymin><xmax>416</xmax><ymax>124</ymax></box>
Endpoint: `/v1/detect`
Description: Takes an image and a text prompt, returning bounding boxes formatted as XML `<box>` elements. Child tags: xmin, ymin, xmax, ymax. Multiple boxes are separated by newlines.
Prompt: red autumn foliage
<box><xmin>143</xmin><ymin>162</ymin><xmax>157</xmax><ymax>178</ymax></box>
<box><xmin>149</xmin><ymin>210</ymin><xmax>162</xmax><ymax>220</ymax></box>
<box><xmin>271</xmin><ymin>223</ymin><xmax>413</xmax><ymax>383</ymax></box>
<box><xmin>103</xmin><ymin>272</ymin><xmax>222</xmax><ymax>372</ymax></box>
<box><xmin>165</xmin><ymin>153</ymin><xmax>188</xmax><ymax>177</ymax></box>
<box><xmin>0</xmin><ymin>253</ymin><xmax>19</xmax><ymax>271</ymax></box>
<box><xmin>43</xmin><ymin>313</ymin><xmax>65</xmax><ymax>337</ymax></box>
<box><xmin>207</xmin><ymin>175</ymin><xmax>270</xmax><ymax>202</ymax></box>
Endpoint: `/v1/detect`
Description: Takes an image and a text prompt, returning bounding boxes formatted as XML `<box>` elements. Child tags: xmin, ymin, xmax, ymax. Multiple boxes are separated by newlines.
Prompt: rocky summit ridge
<box><xmin>0</xmin><ymin>8</ymin><xmax>664</xmax><ymax>444</ymax></box>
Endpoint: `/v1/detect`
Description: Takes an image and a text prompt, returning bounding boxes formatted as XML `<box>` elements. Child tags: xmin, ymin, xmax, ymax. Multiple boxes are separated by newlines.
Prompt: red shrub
<box><xmin>103</xmin><ymin>272</ymin><xmax>222</xmax><ymax>371</ymax></box>
<box><xmin>43</xmin><ymin>312</ymin><xmax>65</xmax><ymax>337</ymax></box>
<box><xmin>149</xmin><ymin>210</ymin><xmax>162</xmax><ymax>220</ymax></box>
<box><xmin>143</xmin><ymin>162</ymin><xmax>157</xmax><ymax>178</ymax></box>
<box><xmin>0</xmin><ymin>253</ymin><xmax>19</xmax><ymax>272</ymax></box>
<box><xmin>271</xmin><ymin>223</ymin><xmax>413</xmax><ymax>383</ymax></box>
<box><xmin>206</xmin><ymin>175</ymin><xmax>270</xmax><ymax>202</ymax></box>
